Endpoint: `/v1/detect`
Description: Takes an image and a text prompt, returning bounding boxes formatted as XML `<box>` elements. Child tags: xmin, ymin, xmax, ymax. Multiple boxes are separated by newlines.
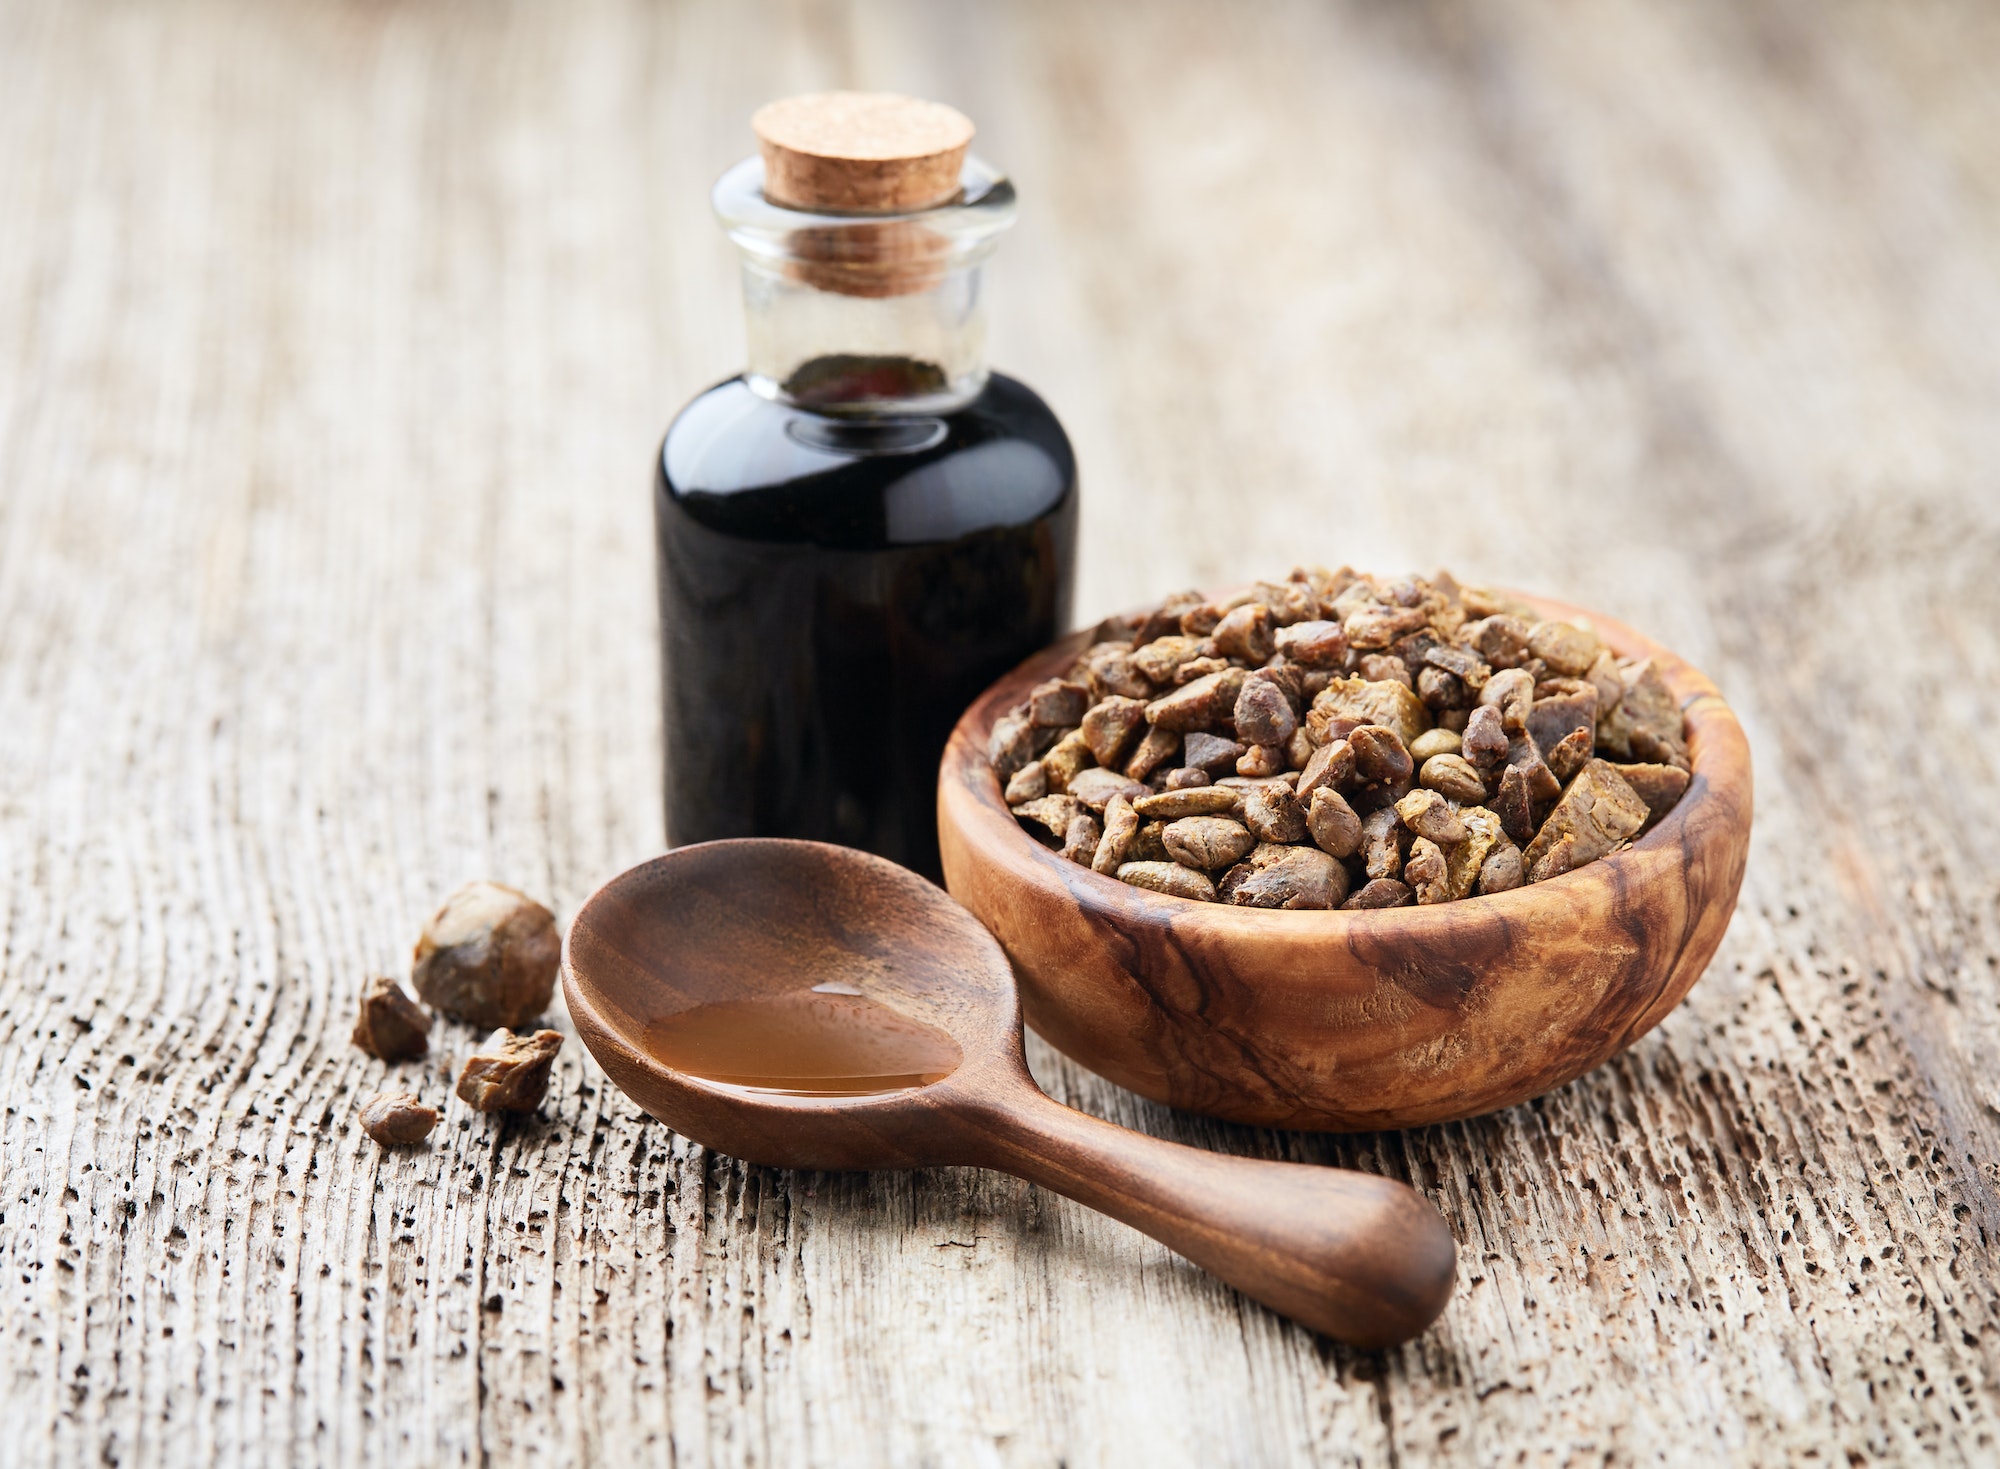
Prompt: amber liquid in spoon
<box><xmin>642</xmin><ymin>984</ymin><xmax>961</xmax><ymax>1097</ymax></box>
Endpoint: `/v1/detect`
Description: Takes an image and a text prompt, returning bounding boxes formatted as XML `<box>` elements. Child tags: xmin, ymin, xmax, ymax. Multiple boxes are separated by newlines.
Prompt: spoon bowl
<box><xmin>563</xmin><ymin>839</ymin><xmax>1021</xmax><ymax>1169</ymax></box>
<box><xmin>564</xmin><ymin>839</ymin><xmax>1458</xmax><ymax>1347</ymax></box>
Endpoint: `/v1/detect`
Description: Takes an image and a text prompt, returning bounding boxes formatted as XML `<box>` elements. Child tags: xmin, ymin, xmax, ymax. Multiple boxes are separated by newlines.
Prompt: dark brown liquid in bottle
<box><xmin>656</xmin><ymin>362</ymin><xmax>1077</xmax><ymax>882</ymax></box>
<box><xmin>642</xmin><ymin>985</ymin><xmax>962</xmax><ymax>1097</ymax></box>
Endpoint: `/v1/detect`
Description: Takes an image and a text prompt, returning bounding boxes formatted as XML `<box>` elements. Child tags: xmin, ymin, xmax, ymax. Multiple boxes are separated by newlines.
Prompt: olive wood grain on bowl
<box><xmin>938</xmin><ymin>592</ymin><xmax>1753</xmax><ymax>1131</ymax></box>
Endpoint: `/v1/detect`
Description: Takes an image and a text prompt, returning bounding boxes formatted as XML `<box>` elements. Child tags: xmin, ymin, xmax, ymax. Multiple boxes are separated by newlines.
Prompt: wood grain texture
<box><xmin>564</xmin><ymin>840</ymin><xmax>1456</xmax><ymax>1347</ymax></box>
<box><xmin>938</xmin><ymin>595</ymin><xmax>1753</xmax><ymax>1131</ymax></box>
<box><xmin>2</xmin><ymin>0</ymin><xmax>1998</xmax><ymax>1464</ymax></box>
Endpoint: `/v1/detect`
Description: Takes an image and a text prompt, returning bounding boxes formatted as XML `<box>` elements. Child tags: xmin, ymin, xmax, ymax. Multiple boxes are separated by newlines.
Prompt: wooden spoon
<box><xmin>562</xmin><ymin>839</ymin><xmax>1457</xmax><ymax>1348</ymax></box>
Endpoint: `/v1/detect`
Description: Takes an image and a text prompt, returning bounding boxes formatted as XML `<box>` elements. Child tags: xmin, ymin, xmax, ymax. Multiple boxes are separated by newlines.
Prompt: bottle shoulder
<box><xmin>658</xmin><ymin>373</ymin><xmax>1076</xmax><ymax>549</ymax></box>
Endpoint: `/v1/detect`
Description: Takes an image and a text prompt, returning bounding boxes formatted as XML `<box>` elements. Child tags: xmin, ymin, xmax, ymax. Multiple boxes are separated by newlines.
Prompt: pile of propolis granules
<box><xmin>988</xmin><ymin>568</ymin><xmax>1690</xmax><ymax>909</ymax></box>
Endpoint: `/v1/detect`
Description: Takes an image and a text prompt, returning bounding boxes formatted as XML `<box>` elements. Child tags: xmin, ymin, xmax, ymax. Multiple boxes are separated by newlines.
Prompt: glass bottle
<box><xmin>656</xmin><ymin>150</ymin><xmax>1078</xmax><ymax>881</ymax></box>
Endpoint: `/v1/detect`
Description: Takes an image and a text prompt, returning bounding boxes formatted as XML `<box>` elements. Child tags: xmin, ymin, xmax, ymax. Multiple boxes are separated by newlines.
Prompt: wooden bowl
<box><xmin>937</xmin><ymin>593</ymin><xmax>1753</xmax><ymax>1131</ymax></box>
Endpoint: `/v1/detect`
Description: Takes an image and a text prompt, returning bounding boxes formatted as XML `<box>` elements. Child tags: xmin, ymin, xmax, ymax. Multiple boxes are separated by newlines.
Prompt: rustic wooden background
<box><xmin>4</xmin><ymin>0</ymin><xmax>1998</xmax><ymax>1463</ymax></box>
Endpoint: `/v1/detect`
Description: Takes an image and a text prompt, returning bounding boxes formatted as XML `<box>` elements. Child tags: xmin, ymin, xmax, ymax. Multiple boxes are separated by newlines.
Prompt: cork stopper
<box><xmin>753</xmin><ymin>92</ymin><xmax>975</xmax><ymax>214</ymax></box>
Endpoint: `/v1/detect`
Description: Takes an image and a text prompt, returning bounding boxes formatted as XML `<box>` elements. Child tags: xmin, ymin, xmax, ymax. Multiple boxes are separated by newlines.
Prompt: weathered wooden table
<box><xmin>4</xmin><ymin>1</ymin><xmax>1997</xmax><ymax>1463</ymax></box>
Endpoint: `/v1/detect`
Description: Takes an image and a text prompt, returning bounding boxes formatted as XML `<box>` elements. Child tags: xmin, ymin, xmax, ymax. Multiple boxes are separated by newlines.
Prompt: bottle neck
<box><xmin>739</xmin><ymin>254</ymin><xmax>991</xmax><ymax>416</ymax></box>
<box><xmin>714</xmin><ymin>156</ymin><xmax>1015</xmax><ymax>417</ymax></box>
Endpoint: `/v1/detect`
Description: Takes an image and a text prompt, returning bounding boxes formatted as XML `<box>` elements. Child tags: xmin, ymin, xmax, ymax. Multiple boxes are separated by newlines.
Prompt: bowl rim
<box><xmin>939</xmin><ymin>587</ymin><xmax>1750</xmax><ymax>939</ymax></box>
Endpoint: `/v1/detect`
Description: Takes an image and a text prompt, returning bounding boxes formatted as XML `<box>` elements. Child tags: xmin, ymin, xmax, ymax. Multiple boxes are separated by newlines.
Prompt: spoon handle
<box><xmin>939</xmin><ymin>1086</ymin><xmax>1456</xmax><ymax>1347</ymax></box>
